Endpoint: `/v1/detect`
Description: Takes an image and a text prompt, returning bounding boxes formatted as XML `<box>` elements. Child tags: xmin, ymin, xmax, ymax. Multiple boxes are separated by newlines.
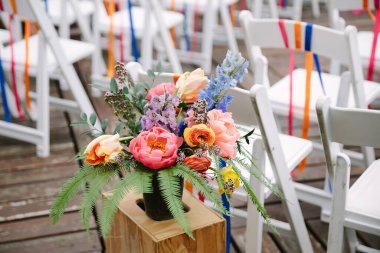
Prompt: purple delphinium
<box><xmin>141</xmin><ymin>92</ymin><xmax>180</xmax><ymax>134</ymax></box>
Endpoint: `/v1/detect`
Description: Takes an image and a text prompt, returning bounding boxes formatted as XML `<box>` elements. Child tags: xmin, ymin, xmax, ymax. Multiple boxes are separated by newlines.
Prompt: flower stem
<box><xmin>119</xmin><ymin>136</ymin><xmax>134</xmax><ymax>141</ymax></box>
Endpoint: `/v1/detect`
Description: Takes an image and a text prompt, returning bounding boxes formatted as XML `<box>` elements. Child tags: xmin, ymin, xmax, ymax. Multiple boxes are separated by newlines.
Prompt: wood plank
<box><xmin>0</xmin><ymin>230</ymin><xmax>101</xmax><ymax>253</ymax></box>
<box><xmin>0</xmin><ymin>211</ymin><xmax>95</xmax><ymax>243</ymax></box>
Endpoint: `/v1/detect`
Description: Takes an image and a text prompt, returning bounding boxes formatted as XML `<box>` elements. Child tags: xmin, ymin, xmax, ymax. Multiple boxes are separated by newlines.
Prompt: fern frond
<box><xmin>80</xmin><ymin>169</ymin><xmax>116</xmax><ymax>232</ymax></box>
<box><xmin>158</xmin><ymin>168</ymin><xmax>194</xmax><ymax>239</ymax></box>
<box><xmin>172</xmin><ymin>164</ymin><xmax>228</xmax><ymax>215</ymax></box>
<box><xmin>225</xmin><ymin>159</ymin><xmax>278</xmax><ymax>234</ymax></box>
<box><xmin>100</xmin><ymin>171</ymin><xmax>149</xmax><ymax>237</ymax></box>
<box><xmin>50</xmin><ymin>165</ymin><xmax>94</xmax><ymax>224</ymax></box>
<box><xmin>133</xmin><ymin>169</ymin><xmax>153</xmax><ymax>194</ymax></box>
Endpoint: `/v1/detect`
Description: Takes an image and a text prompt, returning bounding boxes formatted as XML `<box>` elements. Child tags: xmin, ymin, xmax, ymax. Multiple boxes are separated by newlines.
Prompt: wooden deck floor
<box><xmin>0</xmin><ymin>3</ymin><xmax>379</xmax><ymax>253</ymax></box>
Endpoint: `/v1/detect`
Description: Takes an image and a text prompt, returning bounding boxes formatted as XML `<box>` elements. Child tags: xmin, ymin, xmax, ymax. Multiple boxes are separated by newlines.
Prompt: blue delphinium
<box><xmin>198</xmin><ymin>51</ymin><xmax>248</xmax><ymax>111</ymax></box>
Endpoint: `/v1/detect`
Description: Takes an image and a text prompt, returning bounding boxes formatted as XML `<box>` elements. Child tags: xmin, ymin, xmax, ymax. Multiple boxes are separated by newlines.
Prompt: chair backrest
<box><xmin>239</xmin><ymin>10</ymin><xmax>367</xmax><ymax>110</ymax></box>
<box><xmin>316</xmin><ymin>96</ymin><xmax>380</xmax><ymax>178</ymax></box>
<box><xmin>1</xmin><ymin>0</ymin><xmax>38</xmax><ymax>21</ymax></box>
<box><xmin>330</xmin><ymin>0</ymin><xmax>376</xmax><ymax>11</ymax></box>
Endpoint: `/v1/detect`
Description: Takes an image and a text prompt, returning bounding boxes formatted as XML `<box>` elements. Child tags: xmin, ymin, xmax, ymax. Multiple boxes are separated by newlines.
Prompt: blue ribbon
<box><xmin>220</xmin><ymin>159</ymin><xmax>230</xmax><ymax>253</ymax></box>
<box><xmin>127</xmin><ymin>0</ymin><xmax>139</xmax><ymax>62</ymax></box>
<box><xmin>0</xmin><ymin>56</ymin><xmax>11</xmax><ymax>122</ymax></box>
<box><xmin>183</xmin><ymin>4</ymin><xmax>190</xmax><ymax>51</ymax></box>
<box><xmin>305</xmin><ymin>23</ymin><xmax>326</xmax><ymax>94</ymax></box>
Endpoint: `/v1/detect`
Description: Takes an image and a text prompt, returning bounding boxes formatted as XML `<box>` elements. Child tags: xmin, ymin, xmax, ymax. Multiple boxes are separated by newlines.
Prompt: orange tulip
<box><xmin>84</xmin><ymin>134</ymin><xmax>123</xmax><ymax>165</ymax></box>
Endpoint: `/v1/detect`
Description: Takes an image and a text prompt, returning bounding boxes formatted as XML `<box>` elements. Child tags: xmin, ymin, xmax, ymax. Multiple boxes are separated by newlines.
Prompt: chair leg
<box><xmin>201</xmin><ymin>0</ymin><xmax>216</xmax><ymax>74</ymax></box>
<box><xmin>311</xmin><ymin>0</ymin><xmax>320</xmax><ymax>18</ymax></box>
<box><xmin>245</xmin><ymin>138</ymin><xmax>266</xmax><ymax>253</ymax></box>
<box><xmin>292</xmin><ymin>0</ymin><xmax>303</xmax><ymax>20</ymax></box>
<box><xmin>267</xmin><ymin>0</ymin><xmax>279</xmax><ymax>18</ymax></box>
<box><xmin>36</xmin><ymin>33</ymin><xmax>50</xmax><ymax>158</ymax></box>
<box><xmin>345</xmin><ymin>228</ymin><xmax>359</xmax><ymax>253</ymax></box>
<box><xmin>327</xmin><ymin>154</ymin><xmax>350</xmax><ymax>253</ymax></box>
<box><xmin>219</xmin><ymin>1</ymin><xmax>238</xmax><ymax>52</ymax></box>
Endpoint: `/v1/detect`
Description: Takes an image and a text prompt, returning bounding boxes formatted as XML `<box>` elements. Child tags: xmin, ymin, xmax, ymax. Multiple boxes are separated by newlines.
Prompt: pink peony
<box><xmin>207</xmin><ymin>109</ymin><xmax>240</xmax><ymax>158</ymax></box>
<box><xmin>146</xmin><ymin>82</ymin><xmax>176</xmax><ymax>101</ymax></box>
<box><xmin>129</xmin><ymin>127</ymin><xmax>183</xmax><ymax>170</ymax></box>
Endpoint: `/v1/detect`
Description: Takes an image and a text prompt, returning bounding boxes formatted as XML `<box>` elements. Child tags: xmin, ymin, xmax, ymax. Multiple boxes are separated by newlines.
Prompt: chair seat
<box><xmin>236</xmin><ymin>128</ymin><xmax>312</xmax><ymax>198</ymax></box>
<box><xmin>357</xmin><ymin>31</ymin><xmax>380</xmax><ymax>66</ymax></box>
<box><xmin>46</xmin><ymin>0</ymin><xmax>95</xmax><ymax>25</ymax></box>
<box><xmin>345</xmin><ymin>159</ymin><xmax>380</xmax><ymax>233</ymax></box>
<box><xmin>99</xmin><ymin>7</ymin><xmax>184</xmax><ymax>38</ymax></box>
<box><xmin>162</xmin><ymin>0</ymin><xmax>238</xmax><ymax>13</ymax></box>
<box><xmin>268</xmin><ymin>68</ymin><xmax>380</xmax><ymax>121</ymax></box>
<box><xmin>0</xmin><ymin>35</ymin><xmax>95</xmax><ymax>74</ymax></box>
<box><xmin>0</xmin><ymin>29</ymin><xmax>10</xmax><ymax>45</ymax></box>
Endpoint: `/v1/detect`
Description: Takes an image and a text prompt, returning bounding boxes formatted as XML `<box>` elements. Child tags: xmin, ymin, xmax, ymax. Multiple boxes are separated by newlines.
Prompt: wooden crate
<box><xmin>105</xmin><ymin>191</ymin><xmax>226</xmax><ymax>253</ymax></box>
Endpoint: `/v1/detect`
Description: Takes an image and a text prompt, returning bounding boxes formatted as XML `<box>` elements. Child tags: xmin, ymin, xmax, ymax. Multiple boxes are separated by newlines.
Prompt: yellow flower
<box><xmin>176</xmin><ymin>68</ymin><xmax>208</xmax><ymax>103</ymax></box>
<box><xmin>84</xmin><ymin>134</ymin><xmax>123</xmax><ymax>165</ymax></box>
<box><xmin>184</xmin><ymin>124</ymin><xmax>215</xmax><ymax>147</ymax></box>
<box><xmin>219</xmin><ymin>166</ymin><xmax>240</xmax><ymax>195</ymax></box>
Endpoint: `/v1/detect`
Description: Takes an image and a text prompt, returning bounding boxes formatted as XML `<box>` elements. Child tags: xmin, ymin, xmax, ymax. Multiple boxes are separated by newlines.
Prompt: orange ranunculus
<box><xmin>184</xmin><ymin>124</ymin><xmax>215</xmax><ymax>147</ymax></box>
<box><xmin>84</xmin><ymin>134</ymin><xmax>123</xmax><ymax>165</ymax></box>
<box><xmin>183</xmin><ymin>155</ymin><xmax>211</xmax><ymax>172</ymax></box>
<box><xmin>176</xmin><ymin>68</ymin><xmax>208</xmax><ymax>103</ymax></box>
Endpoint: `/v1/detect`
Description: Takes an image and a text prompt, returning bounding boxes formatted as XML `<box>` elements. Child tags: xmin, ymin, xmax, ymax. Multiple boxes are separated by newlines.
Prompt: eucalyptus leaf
<box><xmin>89</xmin><ymin>113</ymin><xmax>97</xmax><ymax>126</ymax></box>
<box><xmin>147</xmin><ymin>69</ymin><xmax>155</xmax><ymax>78</ymax></box>
<box><xmin>90</xmin><ymin>84</ymin><xmax>109</xmax><ymax>92</ymax></box>
<box><xmin>110</xmin><ymin>78</ymin><xmax>118</xmax><ymax>93</ymax></box>
<box><xmin>101</xmin><ymin>118</ymin><xmax>109</xmax><ymax>133</ymax></box>
<box><xmin>80</xmin><ymin>112</ymin><xmax>87</xmax><ymax>121</ymax></box>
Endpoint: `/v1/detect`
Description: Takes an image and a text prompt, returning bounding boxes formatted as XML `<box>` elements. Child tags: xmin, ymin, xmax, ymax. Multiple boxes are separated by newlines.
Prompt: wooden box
<box><xmin>105</xmin><ymin>191</ymin><xmax>226</xmax><ymax>253</ymax></box>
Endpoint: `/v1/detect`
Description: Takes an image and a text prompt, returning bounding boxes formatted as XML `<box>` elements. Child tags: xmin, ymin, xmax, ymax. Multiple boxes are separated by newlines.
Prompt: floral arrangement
<box><xmin>50</xmin><ymin>51</ymin><xmax>279</xmax><ymax>239</ymax></box>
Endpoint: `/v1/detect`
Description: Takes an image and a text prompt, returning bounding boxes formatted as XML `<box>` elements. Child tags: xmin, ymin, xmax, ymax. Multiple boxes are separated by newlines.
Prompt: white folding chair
<box><xmin>125</xmin><ymin>62</ymin><xmax>314</xmax><ymax>253</ymax></box>
<box><xmin>252</xmin><ymin>0</ymin><xmax>320</xmax><ymax>20</ymax></box>
<box><xmin>240</xmin><ymin>11</ymin><xmax>380</xmax><ymax>170</ymax></box>
<box><xmin>161</xmin><ymin>0</ymin><xmax>239</xmax><ymax>74</ymax></box>
<box><xmin>316</xmin><ymin>97</ymin><xmax>380</xmax><ymax>253</ymax></box>
<box><xmin>91</xmin><ymin>0</ymin><xmax>183</xmax><ymax>90</ymax></box>
<box><xmin>328</xmin><ymin>0</ymin><xmax>380</xmax><ymax>77</ymax></box>
<box><xmin>0</xmin><ymin>0</ymin><xmax>100</xmax><ymax>157</ymax></box>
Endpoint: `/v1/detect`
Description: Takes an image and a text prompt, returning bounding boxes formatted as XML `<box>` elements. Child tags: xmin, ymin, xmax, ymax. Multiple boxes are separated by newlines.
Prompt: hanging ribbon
<box><xmin>169</xmin><ymin>0</ymin><xmax>178</xmax><ymax>48</ymax></box>
<box><xmin>10</xmin><ymin>0</ymin><xmax>17</xmax><ymax>13</ymax></box>
<box><xmin>279</xmin><ymin>0</ymin><xmax>287</xmax><ymax>8</ymax></box>
<box><xmin>127</xmin><ymin>0</ymin><xmax>139</xmax><ymax>62</ymax></box>
<box><xmin>219</xmin><ymin>159</ymin><xmax>230</xmax><ymax>253</ymax></box>
<box><xmin>278</xmin><ymin>20</ymin><xmax>294</xmax><ymax>136</ymax></box>
<box><xmin>230</xmin><ymin>3</ymin><xmax>236</xmax><ymax>26</ymax></box>
<box><xmin>240</xmin><ymin>0</ymin><xmax>247</xmax><ymax>10</ymax></box>
<box><xmin>0</xmin><ymin>0</ymin><xmax>3</xmax><ymax>11</ymax></box>
<box><xmin>191</xmin><ymin>0</ymin><xmax>199</xmax><ymax>51</ymax></box>
<box><xmin>44</xmin><ymin>0</ymin><xmax>48</xmax><ymax>13</ymax></box>
<box><xmin>183</xmin><ymin>4</ymin><xmax>191</xmax><ymax>51</ymax></box>
<box><xmin>106</xmin><ymin>0</ymin><xmax>115</xmax><ymax>77</ymax></box>
<box><xmin>116</xmin><ymin>0</ymin><xmax>124</xmax><ymax>62</ymax></box>
<box><xmin>0</xmin><ymin>55</ymin><xmax>10</xmax><ymax>122</ymax></box>
<box><xmin>24</xmin><ymin>20</ymin><xmax>31</xmax><ymax>109</ymax></box>
<box><xmin>9</xmin><ymin>15</ymin><xmax>24</xmax><ymax>120</ymax></box>
<box><xmin>366</xmin><ymin>9</ymin><xmax>380</xmax><ymax>81</ymax></box>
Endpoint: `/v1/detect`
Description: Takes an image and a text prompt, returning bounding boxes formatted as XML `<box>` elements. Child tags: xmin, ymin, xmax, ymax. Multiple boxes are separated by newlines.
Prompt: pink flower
<box><xmin>207</xmin><ymin>109</ymin><xmax>240</xmax><ymax>158</ymax></box>
<box><xmin>147</xmin><ymin>82</ymin><xmax>176</xmax><ymax>101</ymax></box>
<box><xmin>129</xmin><ymin>127</ymin><xmax>183</xmax><ymax>170</ymax></box>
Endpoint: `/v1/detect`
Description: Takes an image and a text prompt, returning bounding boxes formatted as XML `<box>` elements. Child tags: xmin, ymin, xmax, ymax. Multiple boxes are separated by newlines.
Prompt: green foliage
<box><xmin>100</xmin><ymin>171</ymin><xmax>153</xmax><ymax>237</ymax></box>
<box><xmin>80</xmin><ymin>168</ymin><xmax>117</xmax><ymax>232</ymax></box>
<box><xmin>172</xmin><ymin>164</ymin><xmax>228</xmax><ymax>215</ymax></box>
<box><xmin>110</xmin><ymin>77</ymin><xmax>118</xmax><ymax>93</ymax></box>
<box><xmin>158</xmin><ymin>168</ymin><xmax>194</xmax><ymax>239</ymax></box>
<box><xmin>50</xmin><ymin>165</ymin><xmax>94</xmax><ymax>224</ymax></box>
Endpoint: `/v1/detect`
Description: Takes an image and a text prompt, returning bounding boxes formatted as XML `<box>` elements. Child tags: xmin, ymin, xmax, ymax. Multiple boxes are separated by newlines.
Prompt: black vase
<box><xmin>143</xmin><ymin>173</ymin><xmax>184</xmax><ymax>221</ymax></box>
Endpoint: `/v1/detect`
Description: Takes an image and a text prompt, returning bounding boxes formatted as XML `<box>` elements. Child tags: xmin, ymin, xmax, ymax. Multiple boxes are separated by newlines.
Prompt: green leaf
<box><xmin>172</xmin><ymin>164</ymin><xmax>228</xmax><ymax>215</ymax></box>
<box><xmin>80</xmin><ymin>112</ymin><xmax>87</xmax><ymax>121</ymax></box>
<box><xmin>101</xmin><ymin>118</ymin><xmax>109</xmax><ymax>133</ymax></box>
<box><xmin>156</xmin><ymin>62</ymin><xmax>162</xmax><ymax>73</ymax></box>
<box><xmin>70</xmin><ymin>121</ymin><xmax>88</xmax><ymax>126</ymax></box>
<box><xmin>89</xmin><ymin>113</ymin><xmax>97</xmax><ymax>126</ymax></box>
<box><xmin>110</xmin><ymin>78</ymin><xmax>118</xmax><ymax>93</ymax></box>
<box><xmin>113</xmin><ymin>121</ymin><xmax>124</xmax><ymax>134</ymax></box>
<box><xmin>122</xmin><ymin>87</ymin><xmax>129</xmax><ymax>94</ymax></box>
<box><xmin>158</xmin><ymin>168</ymin><xmax>194</xmax><ymax>239</ymax></box>
<box><xmin>50</xmin><ymin>166</ymin><xmax>94</xmax><ymax>224</ymax></box>
<box><xmin>80</xmin><ymin>169</ymin><xmax>115</xmax><ymax>232</ymax></box>
<box><xmin>147</xmin><ymin>69</ymin><xmax>155</xmax><ymax>78</ymax></box>
<box><xmin>100</xmin><ymin>171</ymin><xmax>152</xmax><ymax>237</ymax></box>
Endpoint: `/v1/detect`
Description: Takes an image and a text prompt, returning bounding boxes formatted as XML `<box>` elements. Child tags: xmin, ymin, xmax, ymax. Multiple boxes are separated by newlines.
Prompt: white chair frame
<box><xmin>0</xmin><ymin>0</ymin><xmax>100</xmax><ymax>157</ymax></box>
<box><xmin>317</xmin><ymin>97</ymin><xmax>380</xmax><ymax>253</ymax></box>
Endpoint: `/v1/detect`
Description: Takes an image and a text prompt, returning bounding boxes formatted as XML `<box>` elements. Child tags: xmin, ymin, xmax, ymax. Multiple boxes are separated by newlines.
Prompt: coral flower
<box><xmin>207</xmin><ymin>109</ymin><xmax>240</xmax><ymax>158</ymax></box>
<box><xmin>219</xmin><ymin>166</ymin><xmax>240</xmax><ymax>195</ymax></box>
<box><xmin>183</xmin><ymin>155</ymin><xmax>211</xmax><ymax>172</ymax></box>
<box><xmin>129</xmin><ymin>127</ymin><xmax>183</xmax><ymax>170</ymax></box>
<box><xmin>176</xmin><ymin>68</ymin><xmax>208</xmax><ymax>103</ymax></box>
<box><xmin>184</xmin><ymin>124</ymin><xmax>215</xmax><ymax>147</ymax></box>
<box><xmin>84</xmin><ymin>134</ymin><xmax>123</xmax><ymax>165</ymax></box>
<box><xmin>146</xmin><ymin>82</ymin><xmax>176</xmax><ymax>101</ymax></box>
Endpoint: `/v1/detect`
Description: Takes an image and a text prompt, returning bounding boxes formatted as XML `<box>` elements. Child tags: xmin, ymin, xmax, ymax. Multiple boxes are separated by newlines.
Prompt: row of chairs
<box><xmin>124</xmin><ymin>6</ymin><xmax>380</xmax><ymax>251</ymax></box>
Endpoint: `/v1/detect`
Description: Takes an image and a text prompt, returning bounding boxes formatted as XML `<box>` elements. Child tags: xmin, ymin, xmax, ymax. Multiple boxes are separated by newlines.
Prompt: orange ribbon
<box><xmin>230</xmin><ymin>3</ymin><xmax>236</xmax><ymax>26</ymax></box>
<box><xmin>294</xmin><ymin>21</ymin><xmax>302</xmax><ymax>50</ymax></box>
<box><xmin>107</xmin><ymin>0</ymin><xmax>115</xmax><ymax>77</ymax></box>
<box><xmin>185</xmin><ymin>180</ymin><xmax>193</xmax><ymax>193</ymax></box>
<box><xmin>10</xmin><ymin>0</ymin><xmax>17</xmax><ymax>13</ymax></box>
<box><xmin>24</xmin><ymin>20</ymin><xmax>31</xmax><ymax>109</ymax></box>
<box><xmin>169</xmin><ymin>0</ymin><xmax>178</xmax><ymax>48</ymax></box>
<box><xmin>364</xmin><ymin>0</ymin><xmax>376</xmax><ymax>21</ymax></box>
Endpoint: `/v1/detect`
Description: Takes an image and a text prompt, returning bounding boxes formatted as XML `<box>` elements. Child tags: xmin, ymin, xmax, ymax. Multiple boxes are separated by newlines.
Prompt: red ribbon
<box><xmin>9</xmin><ymin>14</ymin><xmax>24</xmax><ymax>120</ymax></box>
<box><xmin>191</xmin><ymin>0</ymin><xmax>199</xmax><ymax>51</ymax></box>
<box><xmin>367</xmin><ymin>10</ymin><xmax>380</xmax><ymax>81</ymax></box>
